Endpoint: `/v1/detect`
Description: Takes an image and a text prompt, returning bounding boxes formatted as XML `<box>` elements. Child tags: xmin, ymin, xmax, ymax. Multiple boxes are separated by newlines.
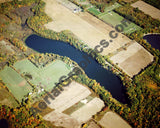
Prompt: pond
<box><xmin>25</xmin><ymin>34</ymin><xmax>127</xmax><ymax>103</ymax></box>
<box><xmin>143</xmin><ymin>34</ymin><xmax>160</xmax><ymax>50</ymax></box>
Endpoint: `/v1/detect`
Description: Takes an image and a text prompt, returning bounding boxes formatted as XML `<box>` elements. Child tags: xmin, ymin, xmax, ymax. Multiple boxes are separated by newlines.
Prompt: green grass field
<box><xmin>13</xmin><ymin>59</ymin><xmax>72</xmax><ymax>92</ymax></box>
<box><xmin>87</xmin><ymin>2</ymin><xmax>141</xmax><ymax>34</ymax></box>
<box><xmin>0</xmin><ymin>66</ymin><xmax>32</xmax><ymax>102</ymax></box>
<box><xmin>98</xmin><ymin>11</ymin><xmax>141</xmax><ymax>34</ymax></box>
<box><xmin>104</xmin><ymin>2</ymin><xmax>121</xmax><ymax>12</ymax></box>
<box><xmin>88</xmin><ymin>7</ymin><xmax>101</xmax><ymax>16</ymax></box>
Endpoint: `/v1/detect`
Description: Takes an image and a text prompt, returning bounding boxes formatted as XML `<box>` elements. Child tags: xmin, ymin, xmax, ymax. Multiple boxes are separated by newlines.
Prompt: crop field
<box><xmin>47</xmin><ymin>81</ymin><xmax>91</xmax><ymax>112</ymax></box>
<box><xmin>99</xmin><ymin>111</ymin><xmax>131</xmax><ymax>128</ymax></box>
<box><xmin>98</xmin><ymin>11</ymin><xmax>141</xmax><ymax>34</ymax></box>
<box><xmin>88</xmin><ymin>7</ymin><xmax>101</xmax><ymax>16</ymax></box>
<box><xmin>0</xmin><ymin>66</ymin><xmax>32</xmax><ymax>102</ymax></box>
<box><xmin>70</xmin><ymin>97</ymin><xmax>105</xmax><ymax>123</ymax></box>
<box><xmin>13</xmin><ymin>59</ymin><xmax>72</xmax><ymax>92</ymax></box>
<box><xmin>110</xmin><ymin>42</ymin><xmax>154</xmax><ymax>77</ymax></box>
<box><xmin>43</xmin><ymin>110</ymin><xmax>80</xmax><ymax>128</ymax></box>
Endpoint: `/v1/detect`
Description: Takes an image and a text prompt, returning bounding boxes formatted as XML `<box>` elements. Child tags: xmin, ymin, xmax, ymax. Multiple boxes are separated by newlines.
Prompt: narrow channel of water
<box><xmin>25</xmin><ymin>34</ymin><xmax>127</xmax><ymax>103</ymax></box>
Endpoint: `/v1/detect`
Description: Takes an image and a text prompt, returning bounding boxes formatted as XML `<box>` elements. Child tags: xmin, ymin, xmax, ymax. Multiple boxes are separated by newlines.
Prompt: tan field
<box><xmin>88</xmin><ymin>121</ymin><xmax>101</xmax><ymax>128</ymax></box>
<box><xmin>132</xmin><ymin>1</ymin><xmax>160</xmax><ymax>20</ymax></box>
<box><xmin>47</xmin><ymin>81</ymin><xmax>91</xmax><ymax>112</ymax></box>
<box><xmin>43</xmin><ymin>81</ymin><xmax>104</xmax><ymax>127</ymax></box>
<box><xmin>70</xmin><ymin>97</ymin><xmax>105</xmax><ymax>123</ymax></box>
<box><xmin>99</xmin><ymin>111</ymin><xmax>131</xmax><ymax>128</ymax></box>
<box><xmin>110</xmin><ymin>42</ymin><xmax>154</xmax><ymax>77</ymax></box>
<box><xmin>43</xmin><ymin>110</ymin><xmax>80</xmax><ymax>128</ymax></box>
<box><xmin>43</xmin><ymin>0</ymin><xmax>131</xmax><ymax>55</ymax></box>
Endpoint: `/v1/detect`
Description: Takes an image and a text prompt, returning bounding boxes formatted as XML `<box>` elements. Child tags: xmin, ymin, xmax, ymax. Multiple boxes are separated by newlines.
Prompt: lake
<box><xmin>25</xmin><ymin>34</ymin><xmax>127</xmax><ymax>103</ymax></box>
<box><xmin>143</xmin><ymin>34</ymin><xmax>160</xmax><ymax>50</ymax></box>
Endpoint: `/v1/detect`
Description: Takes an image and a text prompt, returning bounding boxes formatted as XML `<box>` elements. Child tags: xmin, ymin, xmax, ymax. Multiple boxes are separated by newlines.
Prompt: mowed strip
<box><xmin>43</xmin><ymin>0</ymin><xmax>130</xmax><ymax>55</ymax></box>
<box><xmin>13</xmin><ymin>59</ymin><xmax>72</xmax><ymax>92</ymax></box>
<box><xmin>0</xmin><ymin>66</ymin><xmax>32</xmax><ymax>102</ymax></box>
<box><xmin>131</xmin><ymin>1</ymin><xmax>160</xmax><ymax>20</ymax></box>
<box><xmin>110</xmin><ymin>42</ymin><xmax>154</xmax><ymax>77</ymax></box>
<box><xmin>47</xmin><ymin>81</ymin><xmax>91</xmax><ymax>112</ymax></box>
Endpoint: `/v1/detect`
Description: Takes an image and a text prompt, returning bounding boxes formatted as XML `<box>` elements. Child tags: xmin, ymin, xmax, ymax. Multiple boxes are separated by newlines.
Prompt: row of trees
<box><xmin>115</xmin><ymin>5</ymin><xmax>160</xmax><ymax>29</ymax></box>
<box><xmin>10</xmin><ymin>38</ymin><xmax>27</xmax><ymax>52</ymax></box>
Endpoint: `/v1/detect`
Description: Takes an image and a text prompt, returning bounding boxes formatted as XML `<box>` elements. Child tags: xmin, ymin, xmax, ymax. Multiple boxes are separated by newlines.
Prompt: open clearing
<box><xmin>70</xmin><ymin>97</ymin><xmax>105</xmax><ymax>123</ymax></box>
<box><xmin>44</xmin><ymin>0</ymin><xmax>131</xmax><ymax>55</ymax></box>
<box><xmin>110</xmin><ymin>42</ymin><xmax>154</xmax><ymax>77</ymax></box>
<box><xmin>0</xmin><ymin>66</ymin><xmax>32</xmax><ymax>102</ymax></box>
<box><xmin>131</xmin><ymin>1</ymin><xmax>160</xmax><ymax>20</ymax></box>
<box><xmin>13</xmin><ymin>59</ymin><xmax>72</xmax><ymax>92</ymax></box>
<box><xmin>43</xmin><ymin>82</ymin><xmax>104</xmax><ymax>127</ymax></box>
<box><xmin>99</xmin><ymin>111</ymin><xmax>131</xmax><ymax>128</ymax></box>
<box><xmin>43</xmin><ymin>110</ymin><xmax>80</xmax><ymax>128</ymax></box>
<box><xmin>47</xmin><ymin>81</ymin><xmax>91</xmax><ymax>112</ymax></box>
<box><xmin>98</xmin><ymin>11</ymin><xmax>141</xmax><ymax>34</ymax></box>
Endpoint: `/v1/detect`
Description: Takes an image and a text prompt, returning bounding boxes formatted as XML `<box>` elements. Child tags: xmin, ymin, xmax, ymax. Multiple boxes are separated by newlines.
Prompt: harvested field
<box><xmin>131</xmin><ymin>1</ymin><xmax>160</xmax><ymax>20</ymax></box>
<box><xmin>88</xmin><ymin>121</ymin><xmax>101</xmax><ymax>128</ymax></box>
<box><xmin>70</xmin><ymin>97</ymin><xmax>105</xmax><ymax>123</ymax></box>
<box><xmin>43</xmin><ymin>110</ymin><xmax>80</xmax><ymax>128</ymax></box>
<box><xmin>43</xmin><ymin>0</ymin><xmax>130</xmax><ymax>55</ymax></box>
<box><xmin>99</xmin><ymin>111</ymin><xmax>131</xmax><ymax>128</ymax></box>
<box><xmin>110</xmin><ymin>42</ymin><xmax>154</xmax><ymax>77</ymax></box>
<box><xmin>47</xmin><ymin>81</ymin><xmax>91</xmax><ymax>112</ymax></box>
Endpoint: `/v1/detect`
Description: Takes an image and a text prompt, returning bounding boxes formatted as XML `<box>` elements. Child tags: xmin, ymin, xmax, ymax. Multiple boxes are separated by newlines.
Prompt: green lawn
<box><xmin>88</xmin><ymin>7</ymin><xmax>101</xmax><ymax>16</ymax></box>
<box><xmin>13</xmin><ymin>59</ymin><xmax>72</xmax><ymax>92</ymax></box>
<box><xmin>0</xmin><ymin>66</ymin><xmax>32</xmax><ymax>102</ymax></box>
<box><xmin>98</xmin><ymin>11</ymin><xmax>141</xmax><ymax>34</ymax></box>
